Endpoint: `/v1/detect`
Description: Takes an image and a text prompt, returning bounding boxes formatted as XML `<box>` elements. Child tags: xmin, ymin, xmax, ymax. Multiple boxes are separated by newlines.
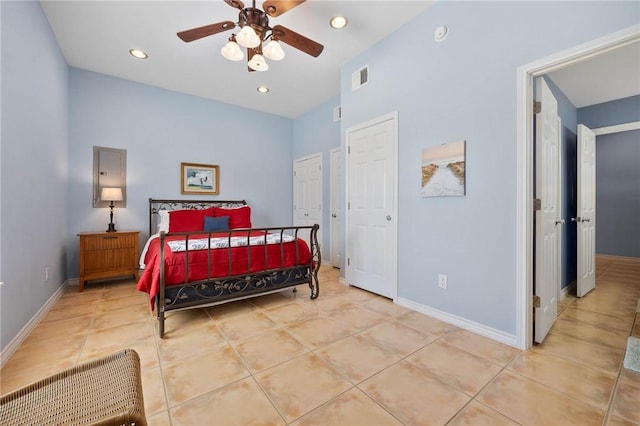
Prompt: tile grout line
<box><xmin>147</xmin><ymin>306</ymin><xmax>173</xmax><ymax>425</ymax></box>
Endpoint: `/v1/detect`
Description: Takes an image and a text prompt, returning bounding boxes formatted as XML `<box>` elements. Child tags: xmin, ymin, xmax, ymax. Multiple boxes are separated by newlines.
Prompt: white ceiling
<box><xmin>546</xmin><ymin>41</ymin><xmax>640</xmax><ymax>108</ymax></box>
<box><xmin>41</xmin><ymin>0</ymin><xmax>434</xmax><ymax>118</ymax></box>
<box><xmin>41</xmin><ymin>1</ymin><xmax>640</xmax><ymax>118</ymax></box>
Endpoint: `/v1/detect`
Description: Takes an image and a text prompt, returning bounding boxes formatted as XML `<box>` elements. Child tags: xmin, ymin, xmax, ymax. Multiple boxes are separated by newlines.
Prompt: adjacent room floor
<box><xmin>1</xmin><ymin>257</ymin><xmax>638</xmax><ymax>425</ymax></box>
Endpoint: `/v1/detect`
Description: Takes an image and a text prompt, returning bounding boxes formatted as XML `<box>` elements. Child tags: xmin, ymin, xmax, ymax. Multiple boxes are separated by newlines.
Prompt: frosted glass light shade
<box><xmin>101</xmin><ymin>187</ymin><xmax>123</xmax><ymax>201</ymax></box>
<box><xmin>221</xmin><ymin>40</ymin><xmax>244</xmax><ymax>61</ymax></box>
<box><xmin>263</xmin><ymin>40</ymin><xmax>284</xmax><ymax>61</ymax></box>
<box><xmin>236</xmin><ymin>26</ymin><xmax>261</xmax><ymax>48</ymax></box>
<box><xmin>248</xmin><ymin>54</ymin><xmax>269</xmax><ymax>71</ymax></box>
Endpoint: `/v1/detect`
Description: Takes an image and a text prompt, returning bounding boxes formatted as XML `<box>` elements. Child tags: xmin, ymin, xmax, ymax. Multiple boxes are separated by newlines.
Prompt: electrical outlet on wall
<box><xmin>438</xmin><ymin>274</ymin><xmax>448</xmax><ymax>289</ymax></box>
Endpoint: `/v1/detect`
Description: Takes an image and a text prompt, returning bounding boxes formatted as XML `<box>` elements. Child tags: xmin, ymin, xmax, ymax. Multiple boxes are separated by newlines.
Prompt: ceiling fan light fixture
<box><xmin>330</xmin><ymin>16</ymin><xmax>348</xmax><ymax>29</ymax></box>
<box><xmin>236</xmin><ymin>25</ymin><xmax>261</xmax><ymax>48</ymax></box>
<box><xmin>263</xmin><ymin>39</ymin><xmax>285</xmax><ymax>60</ymax></box>
<box><xmin>221</xmin><ymin>39</ymin><xmax>244</xmax><ymax>61</ymax></box>
<box><xmin>248</xmin><ymin>53</ymin><xmax>269</xmax><ymax>71</ymax></box>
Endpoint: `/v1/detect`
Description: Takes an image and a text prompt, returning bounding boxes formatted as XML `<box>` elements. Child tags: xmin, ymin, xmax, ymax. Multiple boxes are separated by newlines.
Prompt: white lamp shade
<box><xmin>263</xmin><ymin>40</ymin><xmax>285</xmax><ymax>61</ymax></box>
<box><xmin>248</xmin><ymin>54</ymin><xmax>269</xmax><ymax>71</ymax></box>
<box><xmin>236</xmin><ymin>26</ymin><xmax>261</xmax><ymax>48</ymax></box>
<box><xmin>101</xmin><ymin>187</ymin><xmax>123</xmax><ymax>201</ymax></box>
<box><xmin>221</xmin><ymin>40</ymin><xmax>244</xmax><ymax>61</ymax></box>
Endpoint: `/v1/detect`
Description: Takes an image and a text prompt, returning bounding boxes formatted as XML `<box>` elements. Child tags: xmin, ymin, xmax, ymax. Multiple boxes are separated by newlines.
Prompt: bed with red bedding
<box><xmin>137</xmin><ymin>199</ymin><xmax>320</xmax><ymax>337</ymax></box>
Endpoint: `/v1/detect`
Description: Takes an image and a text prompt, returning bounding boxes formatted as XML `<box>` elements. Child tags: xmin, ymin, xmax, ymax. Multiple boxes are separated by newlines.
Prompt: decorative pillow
<box><xmin>157</xmin><ymin>210</ymin><xmax>170</xmax><ymax>233</ymax></box>
<box><xmin>215</xmin><ymin>206</ymin><xmax>252</xmax><ymax>229</ymax></box>
<box><xmin>204</xmin><ymin>215</ymin><xmax>230</xmax><ymax>232</ymax></box>
<box><xmin>168</xmin><ymin>207</ymin><xmax>216</xmax><ymax>232</ymax></box>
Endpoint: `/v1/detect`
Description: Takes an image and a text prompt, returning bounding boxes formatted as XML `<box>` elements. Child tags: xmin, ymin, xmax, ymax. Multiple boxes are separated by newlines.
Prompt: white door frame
<box><xmin>345</xmin><ymin>111</ymin><xmax>399</xmax><ymax>299</ymax></box>
<box><xmin>516</xmin><ymin>24</ymin><xmax>640</xmax><ymax>349</ymax></box>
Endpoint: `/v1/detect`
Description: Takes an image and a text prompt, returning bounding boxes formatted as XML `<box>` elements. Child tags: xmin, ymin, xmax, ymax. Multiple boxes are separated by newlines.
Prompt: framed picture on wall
<box><xmin>421</xmin><ymin>140</ymin><xmax>466</xmax><ymax>197</ymax></box>
<box><xmin>181</xmin><ymin>162</ymin><xmax>219</xmax><ymax>195</ymax></box>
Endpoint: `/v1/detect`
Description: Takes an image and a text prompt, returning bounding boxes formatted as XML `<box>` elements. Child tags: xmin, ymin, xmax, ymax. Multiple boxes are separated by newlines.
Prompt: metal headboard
<box><xmin>148</xmin><ymin>198</ymin><xmax>247</xmax><ymax>236</ymax></box>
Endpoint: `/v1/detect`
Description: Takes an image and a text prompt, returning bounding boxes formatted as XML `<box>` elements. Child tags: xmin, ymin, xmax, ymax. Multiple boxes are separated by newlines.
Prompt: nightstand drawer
<box><xmin>83</xmin><ymin>233</ymin><xmax>136</xmax><ymax>251</ymax></box>
<box><xmin>83</xmin><ymin>248</ymin><xmax>137</xmax><ymax>274</ymax></box>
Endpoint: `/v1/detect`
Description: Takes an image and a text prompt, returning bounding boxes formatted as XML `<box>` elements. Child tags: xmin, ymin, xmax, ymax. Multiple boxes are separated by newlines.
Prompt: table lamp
<box><xmin>101</xmin><ymin>187</ymin><xmax>123</xmax><ymax>232</ymax></box>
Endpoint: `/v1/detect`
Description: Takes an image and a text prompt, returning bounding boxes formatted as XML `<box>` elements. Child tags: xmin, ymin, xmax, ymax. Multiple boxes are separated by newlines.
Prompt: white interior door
<box><xmin>534</xmin><ymin>77</ymin><xmax>561</xmax><ymax>344</ymax></box>
<box><xmin>346</xmin><ymin>113</ymin><xmax>397</xmax><ymax>299</ymax></box>
<box><xmin>294</xmin><ymin>160</ymin><xmax>309</xmax><ymax>225</ymax></box>
<box><xmin>576</xmin><ymin>124</ymin><xmax>596</xmax><ymax>297</ymax></box>
<box><xmin>330</xmin><ymin>148</ymin><xmax>343</xmax><ymax>268</ymax></box>
<box><xmin>294</xmin><ymin>154</ymin><xmax>323</xmax><ymax>249</ymax></box>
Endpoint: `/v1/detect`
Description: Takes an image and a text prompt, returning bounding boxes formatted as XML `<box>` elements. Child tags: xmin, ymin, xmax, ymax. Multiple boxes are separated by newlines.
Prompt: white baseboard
<box><xmin>0</xmin><ymin>280</ymin><xmax>70</xmax><ymax>368</ymax></box>
<box><xmin>395</xmin><ymin>297</ymin><xmax>519</xmax><ymax>349</ymax></box>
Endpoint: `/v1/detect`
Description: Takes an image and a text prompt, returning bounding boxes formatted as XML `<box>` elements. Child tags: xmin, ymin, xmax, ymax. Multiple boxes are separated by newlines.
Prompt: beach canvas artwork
<box><xmin>421</xmin><ymin>141</ymin><xmax>466</xmax><ymax>197</ymax></box>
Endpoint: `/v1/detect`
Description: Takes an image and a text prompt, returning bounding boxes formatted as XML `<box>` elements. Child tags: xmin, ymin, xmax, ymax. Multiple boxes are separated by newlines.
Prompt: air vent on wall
<box><xmin>352</xmin><ymin>65</ymin><xmax>369</xmax><ymax>91</ymax></box>
<box><xmin>333</xmin><ymin>106</ymin><xmax>342</xmax><ymax>122</ymax></box>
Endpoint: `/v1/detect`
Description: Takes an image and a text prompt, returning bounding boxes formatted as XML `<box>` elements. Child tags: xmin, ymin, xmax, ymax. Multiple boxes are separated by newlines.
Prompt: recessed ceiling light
<box><xmin>330</xmin><ymin>16</ymin><xmax>348</xmax><ymax>30</ymax></box>
<box><xmin>129</xmin><ymin>49</ymin><xmax>148</xmax><ymax>59</ymax></box>
<box><xmin>257</xmin><ymin>86</ymin><xmax>270</xmax><ymax>94</ymax></box>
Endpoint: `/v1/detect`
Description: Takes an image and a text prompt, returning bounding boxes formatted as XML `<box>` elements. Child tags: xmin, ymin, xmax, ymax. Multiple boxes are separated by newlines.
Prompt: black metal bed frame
<box><xmin>147</xmin><ymin>198</ymin><xmax>320</xmax><ymax>337</ymax></box>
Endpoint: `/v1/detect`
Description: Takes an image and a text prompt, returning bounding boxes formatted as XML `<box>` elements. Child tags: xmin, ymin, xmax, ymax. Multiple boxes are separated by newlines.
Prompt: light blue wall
<box><xmin>1</xmin><ymin>1</ymin><xmax>69</xmax><ymax>351</ymax></box>
<box><xmin>292</xmin><ymin>95</ymin><xmax>341</xmax><ymax>261</ymax></box>
<box><xmin>578</xmin><ymin>95</ymin><xmax>640</xmax><ymax>128</ymax></box>
<box><xmin>578</xmin><ymin>96</ymin><xmax>640</xmax><ymax>258</ymax></box>
<box><xmin>67</xmin><ymin>68</ymin><xmax>295</xmax><ymax>276</ymax></box>
<box><xmin>339</xmin><ymin>1</ymin><xmax>638</xmax><ymax>335</ymax></box>
<box><xmin>593</xmin><ymin>130</ymin><xmax>640</xmax><ymax>257</ymax></box>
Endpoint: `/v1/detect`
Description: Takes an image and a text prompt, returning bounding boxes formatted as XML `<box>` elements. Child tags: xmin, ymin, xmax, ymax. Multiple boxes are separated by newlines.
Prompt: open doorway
<box><xmin>516</xmin><ymin>25</ymin><xmax>640</xmax><ymax>349</ymax></box>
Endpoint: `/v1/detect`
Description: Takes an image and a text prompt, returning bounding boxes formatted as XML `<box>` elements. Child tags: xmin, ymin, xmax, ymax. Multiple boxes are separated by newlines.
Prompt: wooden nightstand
<box><xmin>78</xmin><ymin>231</ymin><xmax>140</xmax><ymax>292</ymax></box>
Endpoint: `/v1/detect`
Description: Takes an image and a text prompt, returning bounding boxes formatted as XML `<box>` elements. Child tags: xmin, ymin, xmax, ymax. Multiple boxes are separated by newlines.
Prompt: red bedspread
<box><xmin>137</xmin><ymin>231</ymin><xmax>312</xmax><ymax>309</ymax></box>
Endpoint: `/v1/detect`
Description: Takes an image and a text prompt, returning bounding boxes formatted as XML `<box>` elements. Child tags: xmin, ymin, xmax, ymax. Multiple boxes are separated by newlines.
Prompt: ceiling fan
<box><xmin>177</xmin><ymin>0</ymin><xmax>324</xmax><ymax>72</ymax></box>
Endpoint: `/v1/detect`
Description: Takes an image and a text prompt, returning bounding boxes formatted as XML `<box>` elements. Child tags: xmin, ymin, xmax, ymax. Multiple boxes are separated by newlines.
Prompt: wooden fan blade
<box><xmin>272</xmin><ymin>24</ymin><xmax>323</xmax><ymax>57</ymax></box>
<box><xmin>224</xmin><ymin>0</ymin><xmax>244</xmax><ymax>10</ymax></box>
<box><xmin>263</xmin><ymin>0</ymin><xmax>305</xmax><ymax>17</ymax></box>
<box><xmin>177</xmin><ymin>21</ymin><xmax>235</xmax><ymax>42</ymax></box>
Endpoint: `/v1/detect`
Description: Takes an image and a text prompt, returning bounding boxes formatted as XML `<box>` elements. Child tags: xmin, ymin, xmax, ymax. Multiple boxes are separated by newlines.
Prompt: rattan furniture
<box><xmin>0</xmin><ymin>349</ymin><xmax>146</xmax><ymax>426</ymax></box>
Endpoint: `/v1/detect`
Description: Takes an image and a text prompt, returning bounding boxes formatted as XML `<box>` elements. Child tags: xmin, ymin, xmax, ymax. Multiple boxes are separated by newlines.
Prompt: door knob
<box><xmin>386</xmin><ymin>215</ymin><xmax>392</xmax><ymax>221</ymax></box>
<box><xmin>571</xmin><ymin>217</ymin><xmax>579</xmax><ymax>222</ymax></box>
<box><xmin>581</xmin><ymin>217</ymin><xmax>590</xmax><ymax>223</ymax></box>
<box><xmin>555</xmin><ymin>219</ymin><xmax>565</xmax><ymax>225</ymax></box>
<box><xmin>332</xmin><ymin>214</ymin><xmax>337</xmax><ymax>218</ymax></box>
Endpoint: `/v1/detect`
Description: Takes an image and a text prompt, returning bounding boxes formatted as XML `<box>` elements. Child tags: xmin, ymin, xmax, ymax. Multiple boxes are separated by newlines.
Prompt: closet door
<box><xmin>294</xmin><ymin>153</ymin><xmax>323</xmax><ymax>249</ymax></box>
<box><xmin>346</xmin><ymin>113</ymin><xmax>397</xmax><ymax>299</ymax></box>
<box><xmin>330</xmin><ymin>148</ymin><xmax>343</xmax><ymax>268</ymax></box>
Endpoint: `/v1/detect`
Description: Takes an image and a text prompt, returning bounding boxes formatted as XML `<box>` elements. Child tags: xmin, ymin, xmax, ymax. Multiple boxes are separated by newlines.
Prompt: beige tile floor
<box><xmin>1</xmin><ymin>256</ymin><xmax>639</xmax><ymax>425</ymax></box>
